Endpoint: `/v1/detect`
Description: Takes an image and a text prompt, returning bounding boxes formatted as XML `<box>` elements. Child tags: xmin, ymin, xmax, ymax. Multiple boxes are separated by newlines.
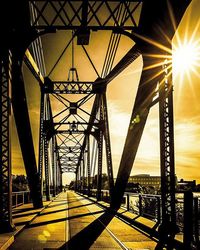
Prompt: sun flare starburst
<box><xmin>172</xmin><ymin>40</ymin><xmax>200</xmax><ymax>80</ymax></box>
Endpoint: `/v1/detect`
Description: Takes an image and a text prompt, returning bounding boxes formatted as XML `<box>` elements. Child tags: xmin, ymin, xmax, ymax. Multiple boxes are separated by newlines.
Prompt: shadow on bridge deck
<box><xmin>5</xmin><ymin>191</ymin><xmax>157</xmax><ymax>250</ymax></box>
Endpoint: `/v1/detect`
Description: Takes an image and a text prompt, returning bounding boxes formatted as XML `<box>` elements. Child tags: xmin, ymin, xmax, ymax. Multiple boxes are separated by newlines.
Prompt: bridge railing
<box><xmin>124</xmin><ymin>192</ymin><xmax>161</xmax><ymax>222</ymax></box>
<box><xmin>88</xmin><ymin>189</ymin><xmax>161</xmax><ymax>222</ymax></box>
<box><xmin>12</xmin><ymin>191</ymin><xmax>31</xmax><ymax>208</ymax></box>
<box><xmin>175</xmin><ymin>196</ymin><xmax>184</xmax><ymax>232</ymax></box>
<box><xmin>80</xmin><ymin>189</ymin><xmax>200</xmax><ymax>247</ymax></box>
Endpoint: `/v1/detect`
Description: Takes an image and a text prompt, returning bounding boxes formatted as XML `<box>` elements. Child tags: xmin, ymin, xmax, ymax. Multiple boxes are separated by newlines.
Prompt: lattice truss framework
<box><xmin>29</xmin><ymin>1</ymin><xmax>142</xmax><ymax>30</ymax></box>
<box><xmin>37</xmin><ymin>32</ymin><xmax>118</xmax><ymax>199</ymax></box>
<box><xmin>0</xmin><ymin>50</ymin><xmax>13</xmax><ymax>230</ymax></box>
<box><xmin>32</xmin><ymin>0</ymin><xmax>143</xmax><ymax>199</ymax></box>
<box><xmin>159</xmin><ymin>61</ymin><xmax>176</xmax><ymax>227</ymax></box>
<box><xmin>28</xmin><ymin>0</ymin><xmax>179</xmax><ymax>230</ymax></box>
<box><xmin>0</xmin><ymin>0</ymin><xmax>191</xmax><ymax>240</ymax></box>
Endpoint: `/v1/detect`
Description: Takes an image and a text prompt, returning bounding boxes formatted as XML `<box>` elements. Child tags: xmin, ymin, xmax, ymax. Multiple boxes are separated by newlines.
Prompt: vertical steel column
<box><xmin>44</xmin><ymin>136</ymin><xmax>50</xmax><ymax>201</ymax></box>
<box><xmin>82</xmin><ymin>156</ymin><xmax>85</xmax><ymax>193</ymax></box>
<box><xmin>75</xmin><ymin>171</ymin><xmax>78</xmax><ymax>191</ymax></box>
<box><xmin>76</xmin><ymin>167</ymin><xmax>79</xmax><ymax>191</ymax></box>
<box><xmin>102</xmin><ymin>93</ymin><xmax>114</xmax><ymax>199</ymax></box>
<box><xmin>158</xmin><ymin>60</ymin><xmax>178</xmax><ymax>245</ymax></box>
<box><xmin>52</xmin><ymin>136</ymin><xmax>56</xmax><ymax>197</ymax></box>
<box><xmin>96</xmin><ymin>99</ymin><xmax>103</xmax><ymax>201</ymax></box>
<box><xmin>80</xmin><ymin>160</ymin><xmax>83</xmax><ymax>192</ymax></box>
<box><xmin>75</xmin><ymin>165</ymin><xmax>78</xmax><ymax>191</ymax></box>
<box><xmin>55</xmin><ymin>147</ymin><xmax>59</xmax><ymax>194</ymax></box>
<box><xmin>55</xmin><ymin>142</ymin><xmax>58</xmax><ymax>194</ymax></box>
<box><xmin>38</xmin><ymin>89</ymin><xmax>44</xmax><ymax>194</ymax></box>
<box><xmin>0</xmin><ymin>51</ymin><xmax>15</xmax><ymax>232</ymax></box>
<box><xmin>57</xmin><ymin>164</ymin><xmax>60</xmax><ymax>192</ymax></box>
<box><xmin>59</xmin><ymin>165</ymin><xmax>63</xmax><ymax>192</ymax></box>
<box><xmin>79</xmin><ymin>160</ymin><xmax>81</xmax><ymax>192</ymax></box>
<box><xmin>87</xmin><ymin>134</ymin><xmax>91</xmax><ymax>196</ymax></box>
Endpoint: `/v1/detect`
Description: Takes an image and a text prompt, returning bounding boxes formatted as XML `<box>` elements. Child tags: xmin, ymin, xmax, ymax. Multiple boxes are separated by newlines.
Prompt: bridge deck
<box><xmin>7</xmin><ymin>191</ymin><xmax>157</xmax><ymax>250</ymax></box>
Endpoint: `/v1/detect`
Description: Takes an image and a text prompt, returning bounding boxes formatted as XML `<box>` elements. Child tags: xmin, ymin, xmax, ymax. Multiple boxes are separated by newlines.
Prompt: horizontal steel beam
<box><xmin>29</xmin><ymin>1</ymin><xmax>143</xmax><ymax>30</ymax></box>
<box><xmin>44</xmin><ymin>78</ymin><xmax>94</xmax><ymax>94</ymax></box>
<box><xmin>56</xmin><ymin>130</ymin><xmax>86</xmax><ymax>134</ymax></box>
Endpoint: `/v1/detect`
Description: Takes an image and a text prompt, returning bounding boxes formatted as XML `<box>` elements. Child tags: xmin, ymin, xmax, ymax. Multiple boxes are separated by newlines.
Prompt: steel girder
<box><xmin>38</xmin><ymin>79</ymin><xmax>99</xmax><ymax>197</ymax></box>
<box><xmin>44</xmin><ymin>135</ymin><xmax>50</xmax><ymax>201</ymax></box>
<box><xmin>74</xmin><ymin>43</ymin><xmax>141</xmax><ymax>198</ymax></box>
<box><xmin>39</xmin><ymin>40</ymin><xmax>140</xmax><ymax>191</ymax></box>
<box><xmin>86</xmin><ymin>134</ymin><xmax>91</xmax><ymax>195</ymax></box>
<box><xmin>74</xmin><ymin>91</ymin><xmax>115</xmax><ymax>200</ymax></box>
<box><xmin>111</xmin><ymin>52</ymin><xmax>159</xmax><ymax>209</ymax></box>
<box><xmin>96</xmin><ymin>93</ymin><xmax>114</xmax><ymax>200</ymax></box>
<box><xmin>26</xmin><ymin>42</ymin><xmax>141</xmax><ymax>200</ymax></box>
<box><xmin>39</xmin><ymin>93</ymin><xmax>58</xmax><ymax>200</ymax></box>
<box><xmin>0</xmin><ymin>51</ymin><xmax>15</xmax><ymax>233</ymax></box>
<box><xmin>12</xmin><ymin>56</ymin><xmax>43</xmax><ymax>208</ymax></box>
<box><xmin>96</xmin><ymin>97</ymin><xmax>104</xmax><ymax>201</ymax></box>
<box><xmin>29</xmin><ymin>1</ymin><xmax>143</xmax><ymax>31</ymax></box>
<box><xmin>111</xmin><ymin>0</ymin><xmax>192</xmax><ymax>246</ymax></box>
<box><xmin>0</xmin><ymin>0</ymin><xmax>191</xmax><ymax>242</ymax></box>
<box><xmin>54</xmin><ymin>98</ymin><xmax>95</xmax><ymax>176</ymax></box>
<box><xmin>0</xmin><ymin>0</ymin><xmax>43</xmax><ymax>224</ymax></box>
<box><xmin>38</xmin><ymin>90</ymin><xmax>45</xmax><ymax>182</ymax></box>
<box><xmin>158</xmin><ymin>61</ymin><xmax>178</xmax><ymax>245</ymax></box>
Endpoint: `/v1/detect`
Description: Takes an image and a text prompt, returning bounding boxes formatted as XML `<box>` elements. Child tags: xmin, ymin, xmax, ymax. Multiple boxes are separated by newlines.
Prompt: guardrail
<box><xmin>88</xmin><ymin>189</ymin><xmax>161</xmax><ymax>222</ymax></box>
<box><xmin>82</xmin><ymin>188</ymin><xmax>200</xmax><ymax>248</ymax></box>
<box><xmin>123</xmin><ymin>192</ymin><xmax>161</xmax><ymax>222</ymax></box>
<box><xmin>12</xmin><ymin>191</ymin><xmax>31</xmax><ymax>208</ymax></box>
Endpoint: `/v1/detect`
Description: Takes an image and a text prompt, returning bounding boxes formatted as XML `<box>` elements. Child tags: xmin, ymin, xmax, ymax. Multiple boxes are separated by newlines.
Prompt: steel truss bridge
<box><xmin>0</xmin><ymin>0</ymin><xmax>194</xmax><ymax>248</ymax></box>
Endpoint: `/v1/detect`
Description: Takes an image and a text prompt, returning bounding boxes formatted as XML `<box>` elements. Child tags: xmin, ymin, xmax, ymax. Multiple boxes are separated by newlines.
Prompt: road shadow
<box><xmin>27</xmin><ymin>210</ymin><xmax>103</xmax><ymax>228</ymax></box>
<box><xmin>59</xmin><ymin>210</ymin><xmax>115</xmax><ymax>250</ymax></box>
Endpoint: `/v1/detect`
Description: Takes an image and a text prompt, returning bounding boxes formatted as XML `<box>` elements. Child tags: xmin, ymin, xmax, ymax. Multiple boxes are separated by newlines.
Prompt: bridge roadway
<box><xmin>6</xmin><ymin>191</ymin><xmax>157</xmax><ymax>250</ymax></box>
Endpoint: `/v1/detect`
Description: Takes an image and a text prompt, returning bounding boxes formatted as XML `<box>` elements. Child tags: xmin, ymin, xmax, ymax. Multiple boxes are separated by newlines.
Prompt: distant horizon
<box><xmin>11</xmin><ymin>171</ymin><xmax>200</xmax><ymax>185</ymax></box>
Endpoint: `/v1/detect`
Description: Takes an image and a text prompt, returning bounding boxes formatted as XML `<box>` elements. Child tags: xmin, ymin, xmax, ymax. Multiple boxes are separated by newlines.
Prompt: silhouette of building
<box><xmin>128</xmin><ymin>174</ymin><xmax>161</xmax><ymax>189</ymax></box>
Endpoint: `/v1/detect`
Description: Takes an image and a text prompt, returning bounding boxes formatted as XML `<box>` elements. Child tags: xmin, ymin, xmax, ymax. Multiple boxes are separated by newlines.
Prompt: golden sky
<box><xmin>12</xmin><ymin>0</ymin><xmax>200</xmax><ymax>184</ymax></box>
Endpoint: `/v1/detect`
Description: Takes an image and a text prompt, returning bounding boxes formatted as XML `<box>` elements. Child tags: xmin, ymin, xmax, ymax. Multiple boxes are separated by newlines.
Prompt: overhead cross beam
<box><xmin>29</xmin><ymin>1</ymin><xmax>143</xmax><ymax>31</ymax></box>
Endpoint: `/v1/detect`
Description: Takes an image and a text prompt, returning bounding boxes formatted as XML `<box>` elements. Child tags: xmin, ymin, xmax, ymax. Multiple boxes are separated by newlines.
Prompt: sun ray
<box><xmin>132</xmin><ymin>32</ymin><xmax>172</xmax><ymax>54</ymax></box>
<box><xmin>143</xmin><ymin>54</ymin><xmax>172</xmax><ymax>60</ymax></box>
<box><xmin>166</xmin><ymin>0</ymin><xmax>177</xmax><ymax>32</ymax></box>
<box><xmin>190</xmin><ymin>17</ymin><xmax>200</xmax><ymax>43</ymax></box>
<box><xmin>143</xmin><ymin>60</ymin><xmax>172</xmax><ymax>71</ymax></box>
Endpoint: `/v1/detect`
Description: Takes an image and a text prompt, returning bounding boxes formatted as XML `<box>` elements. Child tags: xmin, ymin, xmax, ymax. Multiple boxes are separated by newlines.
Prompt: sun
<box><xmin>172</xmin><ymin>41</ymin><xmax>200</xmax><ymax>78</ymax></box>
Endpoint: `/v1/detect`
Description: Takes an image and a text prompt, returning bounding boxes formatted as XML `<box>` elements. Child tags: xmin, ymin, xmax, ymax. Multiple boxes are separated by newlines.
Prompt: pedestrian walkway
<box><xmin>0</xmin><ymin>200</ymin><xmax>51</xmax><ymax>250</ymax></box>
<box><xmin>9</xmin><ymin>193</ymin><xmax>69</xmax><ymax>249</ymax></box>
<box><xmin>8</xmin><ymin>191</ymin><xmax>157</xmax><ymax>250</ymax></box>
